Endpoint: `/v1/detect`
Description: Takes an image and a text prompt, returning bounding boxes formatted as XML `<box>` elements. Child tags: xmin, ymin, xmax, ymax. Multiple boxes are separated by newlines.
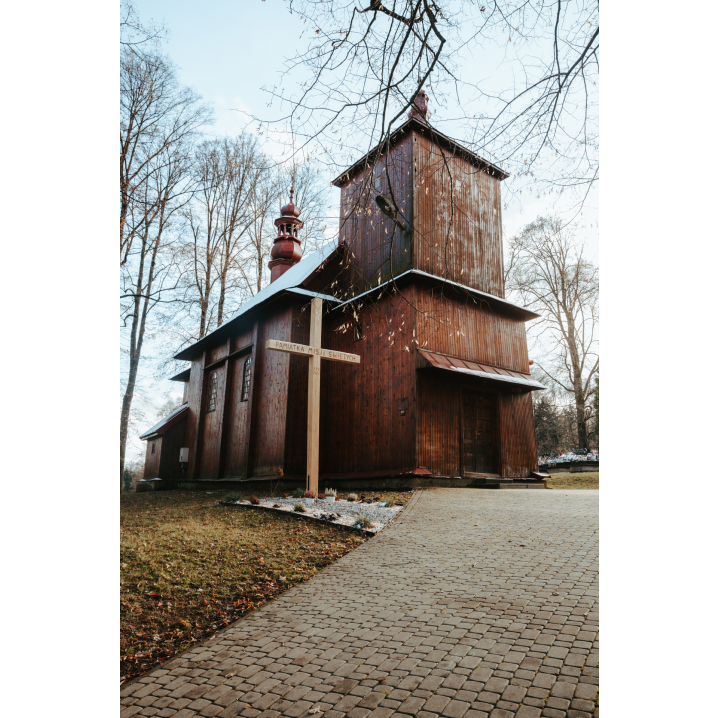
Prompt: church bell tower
<box><xmin>268</xmin><ymin>188</ymin><xmax>304</xmax><ymax>283</ymax></box>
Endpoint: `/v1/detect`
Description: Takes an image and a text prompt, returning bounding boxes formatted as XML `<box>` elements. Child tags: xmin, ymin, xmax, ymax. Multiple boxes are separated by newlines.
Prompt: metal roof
<box><xmin>331</xmin><ymin>117</ymin><xmax>509</xmax><ymax>187</ymax></box>
<box><xmin>173</xmin><ymin>239</ymin><xmax>341</xmax><ymax>362</ymax></box>
<box><xmin>139</xmin><ymin>403</ymin><xmax>190</xmax><ymax>440</ymax></box>
<box><xmin>418</xmin><ymin>350</ymin><xmax>546</xmax><ymax>391</ymax></box>
<box><xmin>330</xmin><ymin>269</ymin><xmax>540</xmax><ymax>321</ymax></box>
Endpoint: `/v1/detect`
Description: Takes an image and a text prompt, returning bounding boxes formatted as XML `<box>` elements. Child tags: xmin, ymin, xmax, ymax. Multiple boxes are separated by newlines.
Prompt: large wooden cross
<box><xmin>266</xmin><ymin>297</ymin><xmax>360</xmax><ymax>494</ymax></box>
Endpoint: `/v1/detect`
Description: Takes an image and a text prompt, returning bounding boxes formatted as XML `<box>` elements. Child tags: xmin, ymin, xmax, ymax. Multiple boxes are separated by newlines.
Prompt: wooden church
<box><xmin>140</xmin><ymin>91</ymin><xmax>544</xmax><ymax>488</ymax></box>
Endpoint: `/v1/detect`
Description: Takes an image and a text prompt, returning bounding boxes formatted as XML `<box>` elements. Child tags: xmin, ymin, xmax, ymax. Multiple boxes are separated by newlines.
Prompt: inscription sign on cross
<box><xmin>266</xmin><ymin>297</ymin><xmax>360</xmax><ymax>494</ymax></box>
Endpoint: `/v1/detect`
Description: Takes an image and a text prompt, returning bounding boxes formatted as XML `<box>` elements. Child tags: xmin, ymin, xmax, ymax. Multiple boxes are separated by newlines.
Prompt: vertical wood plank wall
<box><xmin>498</xmin><ymin>392</ymin><xmax>538</xmax><ymax>477</ymax></box>
<box><xmin>143</xmin><ymin>437</ymin><xmax>162</xmax><ymax>479</ymax></box>
<box><xmin>417</xmin><ymin>371</ymin><xmax>538</xmax><ymax>477</ymax></box>
<box><xmin>222</xmin><ymin>327</ymin><xmax>255</xmax><ymax>478</ymax></box>
<box><xmin>184</xmin><ymin>352</ymin><xmax>206</xmax><ymax>478</ymax></box>
<box><xmin>338</xmin><ymin>133</ymin><xmax>414</xmax><ymax>296</ymax></box>
<box><xmin>249</xmin><ymin>307</ymin><xmax>293</xmax><ymax>476</ymax></box>
<box><xmin>415</xmin><ymin>285</ymin><xmax>531</xmax><ymax>374</ymax></box>
<box><xmin>416</xmin><ymin>371</ymin><xmax>463</xmax><ymax>476</ymax></box>
<box><xmin>320</xmin><ymin>289</ymin><xmax>417</xmax><ymax>474</ymax></box>
<box><xmin>198</xmin><ymin>364</ymin><xmax>226</xmax><ymax>478</ymax></box>
<box><xmin>158</xmin><ymin>419</ymin><xmax>187</xmax><ymax>479</ymax></box>
<box><xmin>283</xmin><ymin>304</ymin><xmax>311</xmax><ymax>475</ymax></box>
<box><xmin>412</xmin><ymin>132</ymin><xmax>505</xmax><ymax>297</ymax></box>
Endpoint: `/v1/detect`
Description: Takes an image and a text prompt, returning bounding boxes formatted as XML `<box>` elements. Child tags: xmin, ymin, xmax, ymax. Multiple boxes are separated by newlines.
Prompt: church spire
<box><xmin>268</xmin><ymin>185</ymin><xmax>304</xmax><ymax>283</ymax></box>
<box><xmin>408</xmin><ymin>82</ymin><xmax>431</xmax><ymax>123</ymax></box>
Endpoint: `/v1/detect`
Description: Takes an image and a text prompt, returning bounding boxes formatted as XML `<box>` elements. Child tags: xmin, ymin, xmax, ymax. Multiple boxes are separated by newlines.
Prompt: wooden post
<box><xmin>306</xmin><ymin>297</ymin><xmax>322</xmax><ymax>494</ymax></box>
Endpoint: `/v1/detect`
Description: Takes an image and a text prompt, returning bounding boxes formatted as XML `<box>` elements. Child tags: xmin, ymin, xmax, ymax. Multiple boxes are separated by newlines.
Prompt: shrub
<box><xmin>291</xmin><ymin>488</ymin><xmax>305</xmax><ymax>499</ymax></box>
<box><xmin>347</xmin><ymin>493</ymin><xmax>358</xmax><ymax>501</ymax></box>
<box><xmin>249</xmin><ymin>496</ymin><xmax>260</xmax><ymax>505</ymax></box>
<box><xmin>318</xmin><ymin>493</ymin><xmax>326</xmax><ymax>500</ymax></box>
<box><xmin>354</xmin><ymin>515</ymin><xmax>374</xmax><ymax>529</ymax></box>
<box><xmin>384</xmin><ymin>498</ymin><xmax>396</xmax><ymax>507</ymax></box>
<box><xmin>325</xmin><ymin>488</ymin><xmax>337</xmax><ymax>497</ymax></box>
<box><xmin>305</xmin><ymin>490</ymin><xmax>317</xmax><ymax>499</ymax></box>
<box><xmin>225</xmin><ymin>494</ymin><xmax>241</xmax><ymax>502</ymax></box>
<box><xmin>293</xmin><ymin>503</ymin><xmax>306</xmax><ymax>513</ymax></box>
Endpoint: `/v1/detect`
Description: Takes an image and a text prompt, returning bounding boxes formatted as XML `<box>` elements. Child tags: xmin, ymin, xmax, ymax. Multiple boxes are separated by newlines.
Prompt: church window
<box><xmin>354</xmin><ymin>323</ymin><xmax>363</xmax><ymax>342</ymax></box>
<box><xmin>241</xmin><ymin>357</ymin><xmax>252</xmax><ymax>402</ymax></box>
<box><xmin>207</xmin><ymin>371</ymin><xmax>218</xmax><ymax>412</ymax></box>
<box><xmin>151</xmin><ymin>442</ymin><xmax>156</xmax><ymax>455</ymax></box>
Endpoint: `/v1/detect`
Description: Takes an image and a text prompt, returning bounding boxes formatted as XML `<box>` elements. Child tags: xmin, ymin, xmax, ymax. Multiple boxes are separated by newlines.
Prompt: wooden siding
<box><xmin>412</xmin><ymin>131</ymin><xmax>505</xmax><ymax>297</ymax></box>
<box><xmin>417</xmin><ymin>370</ymin><xmax>537</xmax><ymax>477</ymax></box>
<box><xmin>221</xmin><ymin>350</ymin><xmax>254</xmax><ymax>478</ymax></box>
<box><xmin>248</xmin><ymin>307</ymin><xmax>294</xmax><ymax>476</ymax></box>
<box><xmin>320</xmin><ymin>289</ymin><xmax>417</xmax><ymax>474</ymax></box>
<box><xmin>158</xmin><ymin>418</ymin><xmax>188</xmax><ymax>479</ymax></box>
<box><xmin>415</xmin><ymin>284</ymin><xmax>531</xmax><ymax>374</ymax></box>
<box><xmin>184</xmin><ymin>352</ymin><xmax>206</xmax><ymax>478</ymax></box>
<box><xmin>416</xmin><ymin>371</ymin><xmax>461</xmax><ymax>476</ymax></box>
<box><xmin>143</xmin><ymin>437</ymin><xmax>162</xmax><ymax>479</ymax></box>
<box><xmin>283</xmin><ymin>304</ymin><xmax>312</xmax><ymax>475</ymax></box>
<box><xmin>498</xmin><ymin>391</ymin><xmax>538</xmax><ymax>477</ymax></box>
<box><xmin>197</xmin><ymin>364</ymin><xmax>226</xmax><ymax>478</ymax></box>
<box><xmin>338</xmin><ymin>133</ymin><xmax>414</xmax><ymax>296</ymax></box>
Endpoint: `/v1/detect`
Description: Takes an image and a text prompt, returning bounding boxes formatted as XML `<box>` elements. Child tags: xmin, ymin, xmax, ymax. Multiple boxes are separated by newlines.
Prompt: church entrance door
<box><xmin>462</xmin><ymin>389</ymin><xmax>499</xmax><ymax>475</ymax></box>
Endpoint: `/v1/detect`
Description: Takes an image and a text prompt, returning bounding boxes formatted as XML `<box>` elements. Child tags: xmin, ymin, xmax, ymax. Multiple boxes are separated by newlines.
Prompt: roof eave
<box><xmin>331</xmin><ymin>117</ymin><xmax>509</xmax><ymax>187</ymax></box>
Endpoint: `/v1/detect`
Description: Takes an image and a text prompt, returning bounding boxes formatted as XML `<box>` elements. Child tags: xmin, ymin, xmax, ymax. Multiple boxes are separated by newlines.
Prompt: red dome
<box><xmin>280</xmin><ymin>187</ymin><xmax>300</xmax><ymax>218</ymax></box>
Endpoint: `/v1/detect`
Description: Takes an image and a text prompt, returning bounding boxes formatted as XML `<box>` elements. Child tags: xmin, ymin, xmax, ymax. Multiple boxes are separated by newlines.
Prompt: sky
<box><xmin>124</xmin><ymin>0</ymin><xmax>599</xmax><ymax>463</ymax></box>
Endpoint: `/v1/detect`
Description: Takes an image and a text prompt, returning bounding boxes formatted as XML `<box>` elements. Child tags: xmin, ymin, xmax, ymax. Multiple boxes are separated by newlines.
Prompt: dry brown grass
<box><xmin>545</xmin><ymin>472</ymin><xmax>599</xmax><ymax>490</ymax></box>
<box><xmin>120</xmin><ymin>490</ymin><xmax>369</xmax><ymax>681</ymax></box>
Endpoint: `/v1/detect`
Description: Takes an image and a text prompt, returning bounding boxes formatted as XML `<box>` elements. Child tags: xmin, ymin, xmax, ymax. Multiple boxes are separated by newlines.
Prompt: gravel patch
<box><xmin>230</xmin><ymin>497</ymin><xmax>405</xmax><ymax>531</ymax></box>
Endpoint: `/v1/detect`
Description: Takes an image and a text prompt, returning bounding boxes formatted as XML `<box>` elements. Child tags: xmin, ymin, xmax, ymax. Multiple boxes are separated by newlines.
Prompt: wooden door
<box><xmin>462</xmin><ymin>389</ymin><xmax>498</xmax><ymax>474</ymax></box>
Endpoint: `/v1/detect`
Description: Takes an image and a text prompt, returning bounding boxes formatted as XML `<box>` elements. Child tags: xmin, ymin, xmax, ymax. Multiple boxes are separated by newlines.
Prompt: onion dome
<box><xmin>280</xmin><ymin>187</ymin><xmax>301</xmax><ymax>218</ymax></box>
<box><xmin>268</xmin><ymin>186</ymin><xmax>304</xmax><ymax>283</ymax></box>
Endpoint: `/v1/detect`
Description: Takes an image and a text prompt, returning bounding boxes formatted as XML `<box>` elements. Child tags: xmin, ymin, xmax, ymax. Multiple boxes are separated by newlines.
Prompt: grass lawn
<box><xmin>545</xmin><ymin>471</ymin><xmax>599</xmax><ymax>490</ymax></box>
<box><xmin>120</xmin><ymin>490</ymin><xmax>407</xmax><ymax>681</ymax></box>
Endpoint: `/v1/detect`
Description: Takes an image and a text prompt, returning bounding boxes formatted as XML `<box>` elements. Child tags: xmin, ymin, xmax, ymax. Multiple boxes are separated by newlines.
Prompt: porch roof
<box><xmin>418</xmin><ymin>350</ymin><xmax>546</xmax><ymax>391</ymax></box>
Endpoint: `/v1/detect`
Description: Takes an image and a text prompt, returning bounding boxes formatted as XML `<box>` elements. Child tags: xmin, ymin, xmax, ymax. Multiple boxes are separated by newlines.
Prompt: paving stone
<box><xmin>550</xmin><ymin>683</ymin><xmax>576</xmax><ymax>700</ymax></box>
<box><xmin>120</xmin><ymin>491</ymin><xmax>597</xmax><ymax>718</ymax></box>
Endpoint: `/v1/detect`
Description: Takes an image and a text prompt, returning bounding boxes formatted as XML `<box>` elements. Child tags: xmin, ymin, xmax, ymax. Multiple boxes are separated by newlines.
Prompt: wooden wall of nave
<box><xmin>320</xmin><ymin>290</ymin><xmax>417</xmax><ymax>474</ymax></box>
<box><xmin>158</xmin><ymin>418</ymin><xmax>187</xmax><ymax>479</ymax></box>
<box><xmin>283</xmin><ymin>305</ymin><xmax>311</xmax><ymax>475</ymax></box>
<box><xmin>197</xmin><ymin>362</ymin><xmax>226</xmax><ymax>479</ymax></box>
<box><xmin>220</xmin><ymin>325</ymin><xmax>256</xmax><ymax>478</ymax></box>
<box><xmin>412</xmin><ymin>132</ymin><xmax>505</xmax><ymax>298</ymax></box>
<box><xmin>415</xmin><ymin>286</ymin><xmax>531</xmax><ymax>374</ymax></box>
<box><xmin>183</xmin><ymin>352</ymin><xmax>206</xmax><ymax>478</ymax></box>
<box><xmin>143</xmin><ymin>437</ymin><xmax>162</xmax><ymax>479</ymax></box>
<box><xmin>248</xmin><ymin>307</ymin><xmax>294</xmax><ymax>476</ymax></box>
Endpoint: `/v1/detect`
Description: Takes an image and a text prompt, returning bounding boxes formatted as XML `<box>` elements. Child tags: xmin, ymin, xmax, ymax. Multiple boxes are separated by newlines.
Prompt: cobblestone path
<box><xmin>121</xmin><ymin>489</ymin><xmax>599</xmax><ymax>718</ymax></box>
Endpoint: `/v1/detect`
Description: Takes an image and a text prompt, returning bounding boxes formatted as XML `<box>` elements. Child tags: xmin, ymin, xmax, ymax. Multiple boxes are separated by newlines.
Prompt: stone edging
<box><xmin>218</xmin><ymin>501</ymin><xmax>376</xmax><ymax>536</ymax></box>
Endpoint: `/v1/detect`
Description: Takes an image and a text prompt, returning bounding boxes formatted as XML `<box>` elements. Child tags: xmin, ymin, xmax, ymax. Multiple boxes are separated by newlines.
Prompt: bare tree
<box><xmin>179</xmin><ymin>135</ymin><xmax>271</xmax><ymax>340</ymax></box>
<box><xmin>120</xmin><ymin>39</ymin><xmax>210</xmax><ymax>487</ymax></box>
<box><xmin>271</xmin><ymin>1</ymin><xmax>597</xmax><ymax>194</ymax></box>
<box><xmin>120</xmin><ymin>136</ymin><xmax>194</xmax><ymax>488</ymax></box>
<box><xmin>120</xmin><ymin>46</ymin><xmax>212</xmax><ymax>266</ymax></box>
<box><xmin>505</xmin><ymin>215</ymin><xmax>598</xmax><ymax>449</ymax></box>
